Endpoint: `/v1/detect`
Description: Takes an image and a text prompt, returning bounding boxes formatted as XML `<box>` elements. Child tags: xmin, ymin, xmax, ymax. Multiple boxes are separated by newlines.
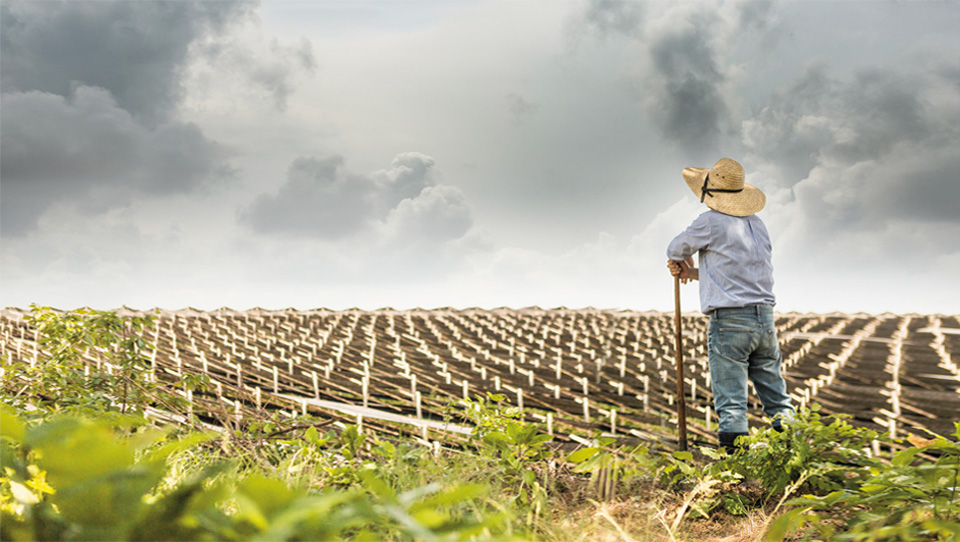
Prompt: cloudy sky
<box><xmin>2</xmin><ymin>0</ymin><xmax>958</xmax><ymax>314</ymax></box>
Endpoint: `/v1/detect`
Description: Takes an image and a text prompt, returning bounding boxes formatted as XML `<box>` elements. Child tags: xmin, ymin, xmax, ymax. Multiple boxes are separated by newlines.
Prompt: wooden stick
<box><xmin>674</xmin><ymin>275</ymin><xmax>688</xmax><ymax>452</ymax></box>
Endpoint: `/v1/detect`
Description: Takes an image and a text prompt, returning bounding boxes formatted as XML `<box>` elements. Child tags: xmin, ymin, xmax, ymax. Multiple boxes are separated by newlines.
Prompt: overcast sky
<box><xmin>2</xmin><ymin>0</ymin><xmax>958</xmax><ymax>314</ymax></box>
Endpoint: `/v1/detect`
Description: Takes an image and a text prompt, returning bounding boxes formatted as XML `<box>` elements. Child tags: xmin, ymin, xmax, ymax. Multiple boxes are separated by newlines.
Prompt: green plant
<box><xmin>767</xmin><ymin>422</ymin><xmax>960</xmax><ymax>541</ymax></box>
<box><xmin>644</xmin><ymin>405</ymin><xmax>888</xmax><ymax>532</ymax></box>
<box><xmin>459</xmin><ymin>393</ymin><xmax>554</xmax><ymax>523</ymax></box>
<box><xmin>737</xmin><ymin>405</ymin><xmax>881</xmax><ymax>502</ymax></box>
<box><xmin>566</xmin><ymin>437</ymin><xmax>653</xmax><ymax>501</ymax></box>
<box><xmin>0</xmin><ymin>408</ymin><xmax>514</xmax><ymax>541</ymax></box>
<box><xmin>2</xmin><ymin>305</ymin><xmax>167</xmax><ymax>418</ymax></box>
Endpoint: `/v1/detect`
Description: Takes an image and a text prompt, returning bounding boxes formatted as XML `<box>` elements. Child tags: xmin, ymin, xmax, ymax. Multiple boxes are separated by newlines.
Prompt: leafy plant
<box><xmin>2</xmin><ymin>305</ymin><xmax>169</xmax><ymax>418</ymax></box>
<box><xmin>737</xmin><ymin>404</ymin><xmax>881</xmax><ymax>501</ymax></box>
<box><xmin>645</xmin><ymin>405</ymin><xmax>890</xmax><ymax>532</ymax></box>
<box><xmin>0</xmin><ymin>408</ymin><xmax>513</xmax><ymax>541</ymax></box>
<box><xmin>767</xmin><ymin>422</ymin><xmax>960</xmax><ymax>541</ymax></box>
<box><xmin>459</xmin><ymin>393</ymin><xmax>554</xmax><ymax>522</ymax></box>
<box><xmin>566</xmin><ymin>437</ymin><xmax>653</xmax><ymax>501</ymax></box>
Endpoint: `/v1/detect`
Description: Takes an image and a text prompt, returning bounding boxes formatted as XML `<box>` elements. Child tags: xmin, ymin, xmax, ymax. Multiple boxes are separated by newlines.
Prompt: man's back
<box><xmin>667</xmin><ymin>210</ymin><xmax>775</xmax><ymax>314</ymax></box>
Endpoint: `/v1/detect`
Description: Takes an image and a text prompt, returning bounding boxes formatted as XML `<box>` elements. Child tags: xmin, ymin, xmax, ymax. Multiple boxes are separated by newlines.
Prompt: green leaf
<box><xmin>398</xmin><ymin>483</ymin><xmax>443</xmax><ymax>508</ymax></box>
<box><xmin>141</xmin><ymin>431</ymin><xmax>212</xmax><ymax>466</ymax></box>
<box><xmin>359</xmin><ymin>470</ymin><xmax>397</xmax><ymax>502</ymax></box>
<box><xmin>860</xmin><ymin>483</ymin><xmax>888</xmax><ymax>494</ymax></box>
<box><xmin>29</xmin><ymin>418</ymin><xmax>135</xmax><ymax>488</ymax></box>
<box><xmin>821</xmin><ymin>490</ymin><xmax>848</xmax><ymax>505</ymax></box>
<box><xmin>766</xmin><ymin>510</ymin><xmax>815</xmax><ymax>542</ymax></box>
<box><xmin>505</xmin><ymin>421</ymin><xmax>522</xmax><ymax>442</ymax></box>
<box><xmin>530</xmin><ymin>433</ymin><xmax>553</xmax><ymax>446</ymax></box>
<box><xmin>482</xmin><ymin>432</ymin><xmax>510</xmax><ymax>449</ymax></box>
<box><xmin>238</xmin><ymin>475</ymin><xmax>298</xmax><ymax>521</ymax></box>
<box><xmin>567</xmin><ymin>448</ymin><xmax>599</xmax><ymax>463</ymax></box>
<box><xmin>304</xmin><ymin>426</ymin><xmax>319</xmax><ymax>444</ymax></box>
<box><xmin>893</xmin><ymin>447</ymin><xmax>920</xmax><ymax>467</ymax></box>
<box><xmin>0</xmin><ymin>407</ymin><xmax>24</xmax><ymax>443</ymax></box>
<box><xmin>410</xmin><ymin>507</ymin><xmax>447</xmax><ymax>529</ymax></box>
<box><xmin>128</xmin><ymin>462</ymin><xmax>232</xmax><ymax>542</ymax></box>
<box><xmin>921</xmin><ymin>519</ymin><xmax>960</xmax><ymax>537</ymax></box>
<box><xmin>672</xmin><ymin>451</ymin><xmax>693</xmax><ymax>461</ymax></box>
<box><xmin>415</xmin><ymin>483</ymin><xmax>485</xmax><ymax>509</ymax></box>
<box><xmin>252</xmin><ymin>491</ymin><xmax>365</xmax><ymax>541</ymax></box>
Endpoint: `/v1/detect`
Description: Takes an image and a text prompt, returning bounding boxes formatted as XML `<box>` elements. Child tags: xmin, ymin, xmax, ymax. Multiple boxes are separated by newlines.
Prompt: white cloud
<box><xmin>379</xmin><ymin>185</ymin><xmax>473</xmax><ymax>245</ymax></box>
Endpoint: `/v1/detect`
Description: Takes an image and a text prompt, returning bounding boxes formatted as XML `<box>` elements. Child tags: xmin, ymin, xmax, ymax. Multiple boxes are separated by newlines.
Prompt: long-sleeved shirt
<box><xmin>666</xmin><ymin>210</ymin><xmax>776</xmax><ymax>314</ymax></box>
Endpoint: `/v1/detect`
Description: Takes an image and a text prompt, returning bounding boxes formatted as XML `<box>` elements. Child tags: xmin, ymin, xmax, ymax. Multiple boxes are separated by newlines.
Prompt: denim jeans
<box><xmin>708</xmin><ymin>305</ymin><xmax>794</xmax><ymax>434</ymax></box>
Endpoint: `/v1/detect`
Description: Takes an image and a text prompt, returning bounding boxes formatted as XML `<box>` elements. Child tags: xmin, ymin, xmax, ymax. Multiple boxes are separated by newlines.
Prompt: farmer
<box><xmin>666</xmin><ymin>157</ymin><xmax>794</xmax><ymax>453</ymax></box>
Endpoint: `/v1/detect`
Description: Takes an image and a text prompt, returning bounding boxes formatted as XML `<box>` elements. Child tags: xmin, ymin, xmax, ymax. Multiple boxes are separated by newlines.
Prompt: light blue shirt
<box><xmin>667</xmin><ymin>210</ymin><xmax>776</xmax><ymax>314</ymax></box>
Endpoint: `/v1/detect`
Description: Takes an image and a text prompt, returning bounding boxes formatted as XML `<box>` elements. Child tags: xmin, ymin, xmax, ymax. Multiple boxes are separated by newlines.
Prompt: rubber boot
<box><xmin>718</xmin><ymin>432</ymin><xmax>749</xmax><ymax>455</ymax></box>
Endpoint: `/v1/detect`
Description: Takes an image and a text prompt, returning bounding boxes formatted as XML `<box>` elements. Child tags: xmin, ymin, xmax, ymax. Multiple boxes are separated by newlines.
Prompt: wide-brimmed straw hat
<box><xmin>682</xmin><ymin>158</ymin><xmax>765</xmax><ymax>217</ymax></box>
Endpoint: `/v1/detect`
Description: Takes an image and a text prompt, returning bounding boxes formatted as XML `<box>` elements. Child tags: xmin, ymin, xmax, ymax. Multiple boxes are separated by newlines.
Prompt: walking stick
<box><xmin>674</xmin><ymin>274</ymin><xmax>688</xmax><ymax>451</ymax></box>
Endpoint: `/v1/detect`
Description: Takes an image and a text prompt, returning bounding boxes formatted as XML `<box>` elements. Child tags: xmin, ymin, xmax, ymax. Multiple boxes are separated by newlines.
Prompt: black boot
<box><xmin>718</xmin><ymin>432</ymin><xmax>749</xmax><ymax>454</ymax></box>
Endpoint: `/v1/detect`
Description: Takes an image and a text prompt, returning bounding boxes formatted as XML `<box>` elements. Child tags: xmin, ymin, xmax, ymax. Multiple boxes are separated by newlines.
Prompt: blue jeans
<box><xmin>708</xmin><ymin>305</ymin><xmax>794</xmax><ymax>434</ymax></box>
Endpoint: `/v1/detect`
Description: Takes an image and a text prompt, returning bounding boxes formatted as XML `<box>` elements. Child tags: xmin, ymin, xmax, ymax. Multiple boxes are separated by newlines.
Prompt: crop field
<box><xmin>1</xmin><ymin>307</ymin><xmax>958</xmax><ymax>448</ymax></box>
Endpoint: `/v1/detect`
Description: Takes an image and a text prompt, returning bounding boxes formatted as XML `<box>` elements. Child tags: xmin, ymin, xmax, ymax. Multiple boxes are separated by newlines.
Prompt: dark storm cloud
<box><xmin>745</xmin><ymin>57</ymin><xmax>960</xmax><ymax>256</ymax></box>
<box><xmin>240</xmin><ymin>153</ymin><xmax>473</xmax><ymax>243</ymax></box>
<box><xmin>0</xmin><ymin>87</ymin><xmax>230</xmax><ymax>236</ymax></box>
<box><xmin>0</xmin><ymin>0</ymin><xmax>254</xmax><ymax>123</ymax></box>
<box><xmin>571</xmin><ymin>2</ymin><xmax>777</xmax><ymax>161</ymax></box>
<box><xmin>740</xmin><ymin>63</ymin><xmax>835</xmax><ymax>185</ymax></box>
<box><xmin>642</xmin><ymin>26</ymin><xmax>728</xmax><ymax>158</ymax></box>
<box><xmin>0</xmin><ymin>1</ymin><xmax>318</xmax><ymax>237</ymax></box>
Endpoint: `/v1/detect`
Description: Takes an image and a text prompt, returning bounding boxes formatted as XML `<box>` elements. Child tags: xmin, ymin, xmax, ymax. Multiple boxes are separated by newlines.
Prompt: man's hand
<box><xmin>667</xmin><ymin>257</ymin><xmax>698</xmax><ymax>283</ymax></box>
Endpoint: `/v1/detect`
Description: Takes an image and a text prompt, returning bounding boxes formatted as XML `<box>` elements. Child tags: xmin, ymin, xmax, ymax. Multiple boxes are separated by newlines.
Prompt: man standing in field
<box><xmin>666</xmin><ymin>158</ymin><xmax>794</xmax><ymax>453</ymax></box>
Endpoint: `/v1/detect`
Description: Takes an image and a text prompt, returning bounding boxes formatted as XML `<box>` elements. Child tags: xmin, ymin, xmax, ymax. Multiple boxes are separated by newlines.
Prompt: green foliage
<box><xmin>768</xmin><ymin>422</ymin><xmax>960</xmax><ymax>541</ymax></box>
<box><xmin>737</xmin><ymin>405</ymin><xmax>881</xmax><ymax>499</ymax></box>
<box><xmin>2</xmin><ymin>305</ymin><xmax>168</xmax><ymax>418</ymax></box>
<box><xmin>459</xmin><ymin>392</ymin><xmax>523</xmax><ymax>442</ymax></box>
<box><xmin>460</xmin><ymin>393</ymin><xmax>553</xmax><ymax>465</ymax></box>
<box><xmin>566</xmin><ymin>437</ymin><xmax>653</xmax><ymax>501</ymax></box>
<box><xmin>650</xmin><ymin>406</ymin><xmax>895</xmax><ymax>525</ymax></box>
<box><xmin>0</xmin><ymin>408</ymin><xmax>510</xmax><ymax>541</ymax></box>
<box><xmin>459</xmin><ymin>393</ymin><xmax>554</xmax><ymax>523</ymax></box>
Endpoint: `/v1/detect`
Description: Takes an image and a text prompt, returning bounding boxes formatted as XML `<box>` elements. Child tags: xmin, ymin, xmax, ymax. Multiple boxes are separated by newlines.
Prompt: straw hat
<box><xmin>682</xmin><ymin>158</ymin><xmax>765</xmax><ymax>217</ymax></box>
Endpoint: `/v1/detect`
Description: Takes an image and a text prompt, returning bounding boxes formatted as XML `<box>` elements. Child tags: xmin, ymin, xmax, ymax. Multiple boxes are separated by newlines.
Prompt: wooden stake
<box><xmin>674</xmin><ymin>275</ymin><xmax>688</xmax><ymax>452</ymax></box>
